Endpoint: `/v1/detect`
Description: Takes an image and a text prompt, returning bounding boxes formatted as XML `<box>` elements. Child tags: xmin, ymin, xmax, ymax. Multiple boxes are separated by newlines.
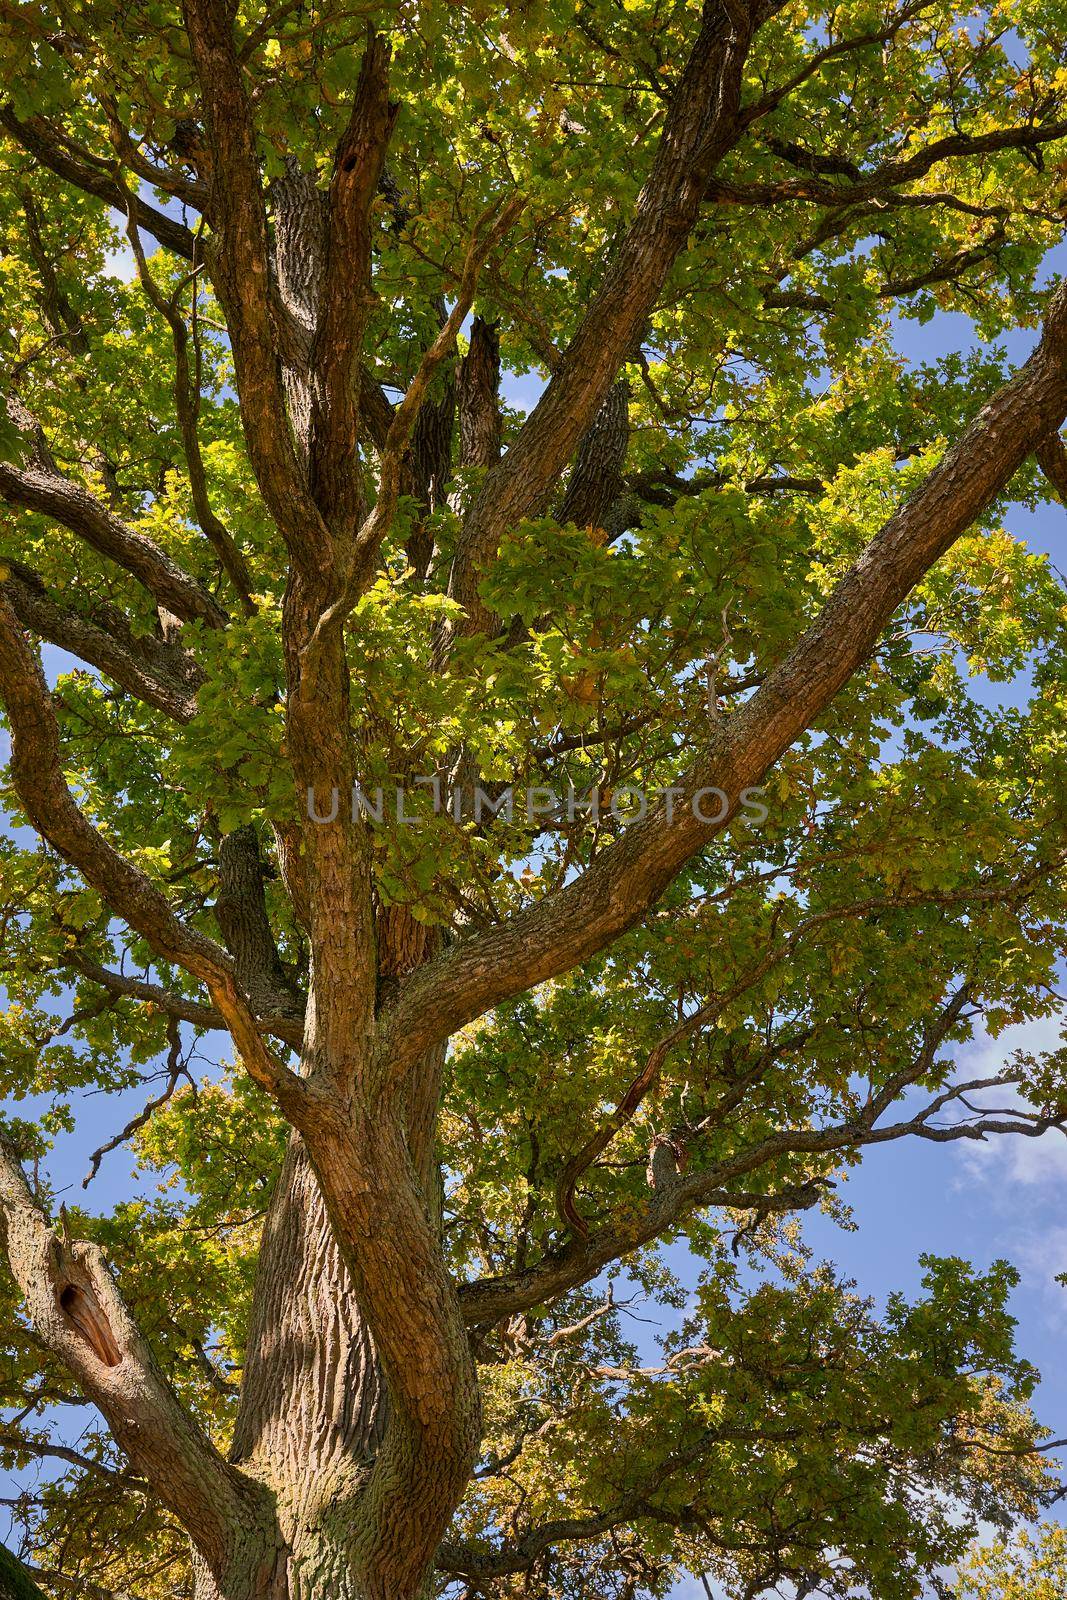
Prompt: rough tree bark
<box><xmin>185</xmin><ymin>45</ymin><xmax>468</xmax><ymax>1591</ymax></box>
<box><xmin>189</xmin><ymin>1141</ymin><xmax>383</xmax><ymax>1600</ymax></box>
<box><xmin>0</xmin><ymin>1540</ymin><xmax>48</xmax><ymax>1600</ymax></box>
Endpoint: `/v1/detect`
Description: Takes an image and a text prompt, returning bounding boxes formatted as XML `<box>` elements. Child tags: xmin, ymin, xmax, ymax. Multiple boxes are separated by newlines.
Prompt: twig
<box><xmin>83</xmin><ymin>1016</ymin><xmax>192</xmax><ymax>1186</ymax></box>
<box><xmin>116</xmin><ymin>176</ymin><xmax>257</xmax><ymax>616</ymax></box>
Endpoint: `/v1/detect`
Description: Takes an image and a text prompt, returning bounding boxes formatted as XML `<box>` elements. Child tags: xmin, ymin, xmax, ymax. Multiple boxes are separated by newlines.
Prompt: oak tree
<box><xmin>1</xmin><ymin>0</ymin><xmax>1067</xmax><ymax>1595</ymax></box>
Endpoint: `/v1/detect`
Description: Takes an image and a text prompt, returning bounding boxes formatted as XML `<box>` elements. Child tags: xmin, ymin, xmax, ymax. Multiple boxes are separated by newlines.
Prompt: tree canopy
<box><xmin>0</xmin><ymin>0</ymin><xmax>1066</xmax><ymax>1596</ymax></box>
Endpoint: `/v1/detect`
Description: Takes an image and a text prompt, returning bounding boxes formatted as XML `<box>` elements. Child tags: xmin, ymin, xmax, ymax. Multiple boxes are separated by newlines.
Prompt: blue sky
<box><xmin>679</xmin><ymin>272</ymin><xmax>1067</xmax><ymax>1593</ymax></box>
<box><xmin>853</xmin><ymin>268</ymin><xmax>1067</xmax><ymax>1493</ymax></box>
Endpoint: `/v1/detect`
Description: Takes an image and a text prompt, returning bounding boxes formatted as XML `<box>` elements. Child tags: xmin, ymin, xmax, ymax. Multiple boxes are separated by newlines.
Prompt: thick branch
<box><xmin>102</xmin><ymin>97</ymin><xmax>209</xmax><ymax>213</ymax></box>
<box><xmin>450</xmin><ymin>0</ymin><xmax>780</xmax><ymax>634</ymax></box>
<box><xmin>305</xmin><ymin>1108</ymin><xmax>482</xmax><ymax>1597</ymax></box>
<box><xmin>0</xmin><ymin>409</ymin><xmax>226</xmax><ymax>630</ymax></box>
<box><xmin>1036</xmin><ymin>429</ymin><xmax>1067</xmax><ymax>501</ymax></box>
<box><xmin>764</xmin><ymin>224</ymin><xmax>1009</xmax><ymax>313</ymax></box>
<box><xmin>66</xmin><ymin>953</ymin><xmax>225</xmax><ymax>1031</ymax></box>
<box><xmin>214</xmin><ymin>825</ymin><xmax>305</xmax><ymax>1026</ymax></box>
<box><xmin>456</xmin><ymin>316</ymin><xmax>502</xmax><ymax>469</ymax></box>
<box><xmin>628</xmin><ymin>468</ymin><xmax>824</xmax><ymax>502</ymax></box>
<box><xmin>0</xmin><ymin>109</ymin><xmax>199</xmax><ymax>262</ymax></box>
<box><xmin>181</xmin><ymin>0</ymin><xmax>331</xmax><ymax>569</ymax></box>
<box><xmin>64</xmin><ymin>950</ymin><xmax>304</xmax><ymax>1049</ymax></box>
<box><xmin>0</xmin><ymin>603</ymin><xmax>309</xmax><ymax>1120</ymax></box>
<box><xmin>0</xmin><ymin>1134</ymin><xmax>268</xmax><ymax>1574</ymax></box>
<box><xmin>557</xmin><ymin>379</ymin><xmax>630</xmax><ymax>532</ymax></box>
<box><xmin>359</xmin><ymin>365</ymin><xmax>398</xmax><ymax>454</ymax></box>
<box><xmin>384</xmin><ymin>278</ymin><xmax>1067</xmax><ymax>1075</ymax></box>
<box><xmin>0</xmin><ymin>1540</ymin><xmax>49</xmax><ymax>1600</ymax></box>
<box><xmin>0</xmin><ymin>560</ymin><xmax>203</xmax><ymax>721</ymax></box>
<box><xmin>708</xmin><ymin>118</ymin><xmax>1067</xmax><ymax>209</ymax></box>
<box><xmin>308</xmin><ymin>31</ymin><xmax>396</xmax><ymax>542</ymax></box>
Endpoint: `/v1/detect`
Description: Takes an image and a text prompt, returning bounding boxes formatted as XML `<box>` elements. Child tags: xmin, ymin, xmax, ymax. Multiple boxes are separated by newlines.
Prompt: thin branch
<box><xmin>0</xmin><ymin>401</ymin><xmax>227</xmax><ymax>630</ymax></box>
<box><xmin>83</xmin><ymin>1016</ymin><xmax>192</xmax><ymax>1187</ymax></box>
<box><xmin>740</xmin><ymin>0</ymin><xmax>938</xmax><ymax>125</ymax></box>
<box><xmin>116</xmin><ymin>190</ymin><xmax>257</xmax><ymax>615</ymax></box>
<box><xmin>457</xmin><ymin>974</ymin><xmax>1057</xmax><ymax>1328</ymax></box>
<box><xmin>25</xmin><ymin>1567</ymin><xmax>154</xmax><ymax>1600</ymax></box>
<box><xmin>554</xmin><ymin>890</ymin><xmax>916</xmax><ymax>1235</ymax></box>
<box><xmin>0</xmin><ymin>1428</ymin><xmax>134</xmax><ymax>1485</ymax></box>
<box><xmin>303</xmin><ymin>191</ymin><xmax>525</xmax><ymax>662</ymax></box>
<box><xmin>0</xmin><ymin>1131</ymin><xmax>263</xmax><ymax>1572</ymax></box>
<box><xmin>0</xmin><ymin>602</ymin><xmax>311</xmax><ymax>1123</ymax></box>
<box><xmin>381</xmin><ymin>277</ymin><xmax>1067</xmax><ymax>1082</ymax></box>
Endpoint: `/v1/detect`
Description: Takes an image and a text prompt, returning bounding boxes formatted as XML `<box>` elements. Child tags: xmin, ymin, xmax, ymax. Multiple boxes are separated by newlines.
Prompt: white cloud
<box><xmin>944</xmin><ymin>1012</ymin><xmax>1067</xmax><ymax>1328</ymax></box>
<box><xmin>1015</xmin><ymin>1223</ymin><xmax>1067</xmax><ymax>1281</ymax></box>
<box><xmin>952</xmin><ymin>1013</ymin><xmax>1067</xmax><ymax>1191</ymax></box>
<box><xmin>957</xmin><ymin>1012</ymin><xmax>1065</xmax><ymax>1081</ymax></box>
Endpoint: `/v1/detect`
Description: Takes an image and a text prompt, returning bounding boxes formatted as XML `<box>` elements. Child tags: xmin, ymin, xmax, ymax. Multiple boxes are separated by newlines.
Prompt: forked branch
<box><xmin>0</xmin><ymin>602</ymin><xmax>310</xmax><ymax>1124</ymax></box>
<box><xmin>384</xmin><ymin>278</ymin><xmax>1067</xmax><ymax>1078</ymax></box>
<box><xmin>0</xmin><ymin>1131</ymin><xmax>267</xmax><ymax>1574</ymax></box>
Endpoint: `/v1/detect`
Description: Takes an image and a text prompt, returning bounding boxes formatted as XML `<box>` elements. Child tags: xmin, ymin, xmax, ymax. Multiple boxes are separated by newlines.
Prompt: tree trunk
<box><xmin>192</xmin><ymin>1529</ymin><xmax>372</xmax><ymax>1600</ymax></box>
<box><xmin>192</xmin><ymin>1140</ymin><xmax>385</xmax><ymax>1600</ymax></box>
<box><xmin>183</xmin><ymin>164</ymin><xmax>476</xmax><ymax>1600</ymax></box>
<box><xmin>233</xmin><ymin>1136</ymin><xmax>385</xmax><ymax>1499</ymax></box>
<box><xmin>189</xmin><ymin>1039</ymin><xmax>458</xmax><ymax>1600</ymax></box>
<box><xmin>0</xmin><ymin>1541</ymin><xmax>47</xmax><ymax>1600</ymax></box>
<box><xmin>189</xmin><ymin>1118</ymin><xmax>457</xmax><ymax>1600</ymax></box>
